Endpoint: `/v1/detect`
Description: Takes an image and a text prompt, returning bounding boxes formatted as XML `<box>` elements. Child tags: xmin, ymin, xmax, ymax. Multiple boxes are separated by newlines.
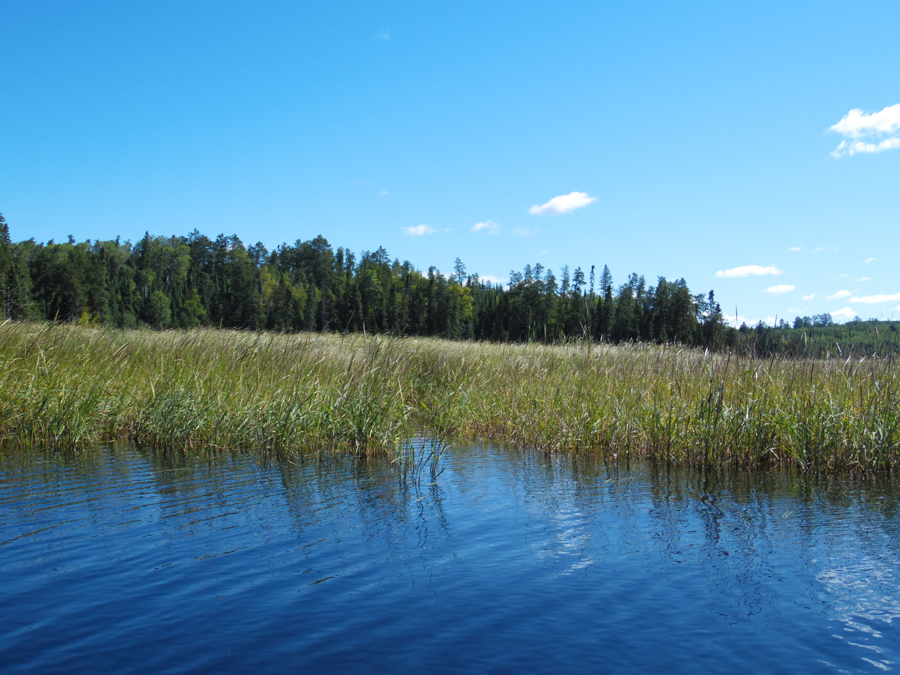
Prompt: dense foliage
<box><xmin>0</xmin><ymin>216</ymin><xmax>730</xmax><ymax>348</ymax></box>
<box><xmin>2</xmin><ymin>214</ymin><xmax>896</xmax><ymax>354</ymax></box>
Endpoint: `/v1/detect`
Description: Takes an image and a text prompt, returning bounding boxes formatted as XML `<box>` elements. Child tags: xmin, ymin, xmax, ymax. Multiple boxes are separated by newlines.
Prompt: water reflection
<box><xmin>1</xmin><ymin>444</ymin><xmax>899</xmax><ymax>674</ymax></box>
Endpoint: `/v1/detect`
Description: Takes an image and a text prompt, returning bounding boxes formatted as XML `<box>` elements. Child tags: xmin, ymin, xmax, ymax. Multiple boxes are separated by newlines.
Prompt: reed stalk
<box><xmin>1</xmin><ymin>321</ymin><xmax>897</xmax><ymax>474</ymax></box>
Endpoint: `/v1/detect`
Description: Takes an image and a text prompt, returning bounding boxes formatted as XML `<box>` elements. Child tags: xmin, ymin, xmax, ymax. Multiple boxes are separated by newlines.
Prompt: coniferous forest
<box><xmin>1</xmin><ymin>213</ymin><xmax>897</xmax><ymax>354</ymax></box>
<box><xmin>0</xmin><ymin>214</ymin><xmax>729</xmax><ymax>347</ymax></box>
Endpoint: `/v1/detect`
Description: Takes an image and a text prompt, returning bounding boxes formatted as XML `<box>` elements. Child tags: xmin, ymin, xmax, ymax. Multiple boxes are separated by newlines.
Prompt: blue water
<box><xmin>2</xmin><ymin>445</ymin><xmax>899</xmax><ymax>674</ymax></box>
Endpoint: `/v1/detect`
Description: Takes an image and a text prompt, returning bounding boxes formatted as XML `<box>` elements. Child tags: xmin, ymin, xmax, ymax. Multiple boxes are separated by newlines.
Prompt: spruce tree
<box><xmin>0</xmin><ymin>214</ymin><xmax>11</xmax><ymax>317</ymax></box>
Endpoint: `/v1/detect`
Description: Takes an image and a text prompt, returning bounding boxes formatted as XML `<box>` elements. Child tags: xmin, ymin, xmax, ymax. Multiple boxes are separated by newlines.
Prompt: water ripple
<box><xmin>1</xmin><ymin>446</ymin><xmax>899</xmax><ymax>673</ymax></box>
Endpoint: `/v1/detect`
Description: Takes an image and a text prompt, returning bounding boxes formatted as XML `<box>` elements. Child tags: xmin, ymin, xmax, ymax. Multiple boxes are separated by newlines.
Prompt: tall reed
<box><xmin>1</xmin><ymin>321</ymin><xmax>897</xmax><ymax>474</ymax></box>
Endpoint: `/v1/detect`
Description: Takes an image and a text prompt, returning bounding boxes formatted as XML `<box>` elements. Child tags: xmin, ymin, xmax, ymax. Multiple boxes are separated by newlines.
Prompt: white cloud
<box><xmin>802</xmin><ymin>293</ymin><xmax>817</xmax><ymax>300</ymax></box>
<box><xmin>830</xmin><ymin>103</ymin><xmax>900</xmax><ymax>157</ymax></box>
<box><xmin>788</xmin><ymin>247</ymin><xmax>802</xmax><ymax>252</ymax></box>
<box><xmin>539</xmin><ymin>250</ymin><xmax>548</xmax><ymax>256</ymax></box>
<box><xmin>529</xmin><ymin>191</ymin><xmax>596</xmax><ymax>215</ymax></box>
<box><xmin>726</xmin><ymin>315</ymin><xmax>777</xmax><ymax>328</ymax></box>
<box><xmin>373</xmin><ymin>30</ymin><xmax>391</xmax><ymax>41</ymax></box>
<box><xmin>854</xmin><ymin>277</ymin><xmax>871</xmax><ymax>282</ymax></box>
<box><xmin>831</xmin><ymin>307</ymin><xmax>856</xmax><ymax>321</ymax></box>
<box><xmin>479</xmin><ymin>275</ymin><xmax>505</xmax><ymax>285</ymax></box>
<box><xmin>831</xmin><ymin>104</ymin><xmax>900</xmax><ymax>137</ymax></box>
<box><xmin>848</xmin><ymin>292</ymin><xmax>900</xmax><ymax>304</ymax></box>
<box><xmin>765</xmin><ymin>284</ymin><xmax>795</xmax><ymax>295</ymax></box>
<box><xmin>831</xmin><ymin>138</ymin><xmax>900</xmax><ymax>156</ymax></box>
<box><xmin>404</xmin><ymin>224</ymin><xmax>436</xmax><ymax>238</ymax></box>
<box><xmin>827</xmin><ymin>290</ymin><xmax>852</xmax><ymax>299</ymax></box>
<box><xmin>864</xmin><ymin>258</ymin><xmax>876</xmax><ymax>264</ymax></box>
<box><xmin>715</xmin><ymin>265</ymin><xmax>782</xmax><ymax>278</ymax></box>
<box><xmin>380</xmin><ymin>190</ymin><xmax>388</xmax><ymax>196</ymax></box>
<box><xmin>812</xmin><ymin>246</ymin><xmax>838</xmax><ymax>253</ymax></box>
<box><xmin>512</xmin><ymin>227</ymin><xmax>538</xmax><ymax>236</ymax></box>
<box><xmin>471</xmin><ymin>220</ymin><xmax>500</xmax><ymax>235</ymax></box>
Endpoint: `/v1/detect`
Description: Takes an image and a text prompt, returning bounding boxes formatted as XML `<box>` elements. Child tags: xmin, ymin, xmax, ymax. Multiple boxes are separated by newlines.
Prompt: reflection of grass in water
<box><xmin>1</xmin><ymin>321</ymin><xmax>899</xmax><ymax>474</ymax></box>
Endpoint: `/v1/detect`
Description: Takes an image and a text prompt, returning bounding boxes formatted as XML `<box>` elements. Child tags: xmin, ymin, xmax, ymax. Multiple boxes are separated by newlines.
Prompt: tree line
<box><xmin>0</xmin><ymin>214</ymin><xmax>740</xmax><ymax>349</ymax></box>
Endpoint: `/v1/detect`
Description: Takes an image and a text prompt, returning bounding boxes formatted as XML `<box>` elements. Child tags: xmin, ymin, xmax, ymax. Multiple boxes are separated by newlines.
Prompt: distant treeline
<box><xmin>0</xmin><ymin>213</ymin><xmax>896</xmax><ymax>354</ymax></box>
<box><xmin>0</xmin><ymin>215</ymin><xmax>730</xmax><ymax>347</ymax></box>
<box><xmin>743</xmin><ymin>316</ymin><xmax>899</xmax><ymax>357</ymax></box>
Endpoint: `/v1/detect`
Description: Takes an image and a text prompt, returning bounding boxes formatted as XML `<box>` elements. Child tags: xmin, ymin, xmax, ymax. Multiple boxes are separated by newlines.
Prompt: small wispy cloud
<box><xmin>831</xmin><ymin>307</ymin><xmax>856</xmax><ymax>321</ymax></box>
<box><xmin>529</xmin><ymin>191</ymin><xmax>596</xmax><ymax>216</ymax></box>
<box><xmin>848</xmin><ymin>292</ymin><xmax>900</xmax><ymax>304</ymax></box>
<box><xmin>512</xmin><ymin>227</ymin><xmax>538</xmax><ymax>237</ymax></box>
<box><xmin>827</xmin><ymin>290</ymin><xmax>852</xmax><ymax>299</ymax></box>
<box><xmin>854</xmin><ymin>276</ymin><xmax>871</xmax><ymax>282</ymax></box>
<box><xmin>765</xmin><ymin>284</ymin><xmax>795</xmax><ymax>295</ymax></box>
<box><xmin>380</xmin><ymin>190</ymin><xmax>388</xmax><ymax>196</ymax></box>
<box><xmin>864</xmin><ymin>257</ymin><xmax>876</xmax><ymax>264</ymax></box>
<box><xmin>471</xmin><ymin>220</ymin><xmax>500</xmax><ymax>235</ymax></box>
<box><xmin>812</xmin><ymin>246</ymin><xmax>838</xmax><ymax>253</ymax></box>
<box><xmin>788</xmin><ymin>247</ymin><xmax>802</xmax><ymax>252</ymax></box>
<box><xmin>715</xmin><ymin>265</ymin><xmax>782</xmax><ymax>278</ymax></box>
<box><xmin>802</xmin><ymin>293</ymin><xmax>817</xmax><ymax>300</ymax></box>
<box><xmin>373</xmin><ymin>30</ymin><xmax>391</xmax><ymax>41</ymax></box>
<box><xmin>831</xmin><ymin>138</ymin><xmax>900</xmax><ymax>157</ymax></box>
<box><xmin>404</xmin><ymin>224</ymin><xmax>436</xmax><ymax>238</ymax></box>
<box><xmin>829</xmin><ymin>103</ymin><xmax>900</xmax><ymax>157</ymax></box>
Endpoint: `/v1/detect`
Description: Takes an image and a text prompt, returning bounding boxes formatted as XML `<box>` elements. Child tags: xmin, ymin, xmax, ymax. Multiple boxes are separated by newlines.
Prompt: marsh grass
<box><xmin>1</xmin><ymin>321</ymin><xmax>898</xmax><ymax>474</ymax></box>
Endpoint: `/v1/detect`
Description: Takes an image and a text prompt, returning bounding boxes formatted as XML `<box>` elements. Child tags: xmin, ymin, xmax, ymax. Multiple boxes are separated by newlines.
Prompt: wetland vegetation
<box><xmin>3</xmin><ymin>218</ymin><xmax>899</xmax><ymax>474</ymax></box>
<box><xmin>1</xmin><ymin>321</ymin><xmax>898</xmax><ymax>474</ymax></box>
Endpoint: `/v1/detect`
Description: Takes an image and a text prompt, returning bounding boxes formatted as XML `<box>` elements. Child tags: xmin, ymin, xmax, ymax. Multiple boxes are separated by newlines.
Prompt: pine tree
<box><xmin>453</xmin><ymin>257</ymin><xmax>466</xmax><ymax>284</ymax></box>
<box><xmin>573</xmin><ymin>267</ymin><xmax>585</xmax><ymax>295</ymax></box>
<box><xmin>0</xmin><ymin>214</ymin><xmax>12</xmax><ymax>317</ymax></box>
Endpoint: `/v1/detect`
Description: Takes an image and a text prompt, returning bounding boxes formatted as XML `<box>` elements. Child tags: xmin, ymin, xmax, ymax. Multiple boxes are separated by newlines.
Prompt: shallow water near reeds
<box><xmin>2</xmin><ymin>445</ymin><xmax>900</xmax><ymax>674</ymax></box>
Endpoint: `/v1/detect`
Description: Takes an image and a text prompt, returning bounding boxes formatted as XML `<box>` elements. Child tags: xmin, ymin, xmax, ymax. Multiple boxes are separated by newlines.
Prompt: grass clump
<box><xmin>0</xmin><ymin>322</ymin><xmax>412</xmax><ymax>455</ymax></box>
<box><xmin>1</xmin><ymin>321</ymin><xmax>898</xmax><ymax>474</ymax></box>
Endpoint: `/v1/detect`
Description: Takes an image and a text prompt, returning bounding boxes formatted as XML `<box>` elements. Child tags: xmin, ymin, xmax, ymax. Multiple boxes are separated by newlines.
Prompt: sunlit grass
<box><xmin>1</xmin><ymin>321</ymin><xmax>898</xmax><ymax>474</ymax></box>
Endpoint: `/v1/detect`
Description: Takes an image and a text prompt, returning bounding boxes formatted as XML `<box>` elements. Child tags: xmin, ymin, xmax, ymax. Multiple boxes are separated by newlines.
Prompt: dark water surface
<box><xmin>2</xmin><ymin>445</ymin><xmax>900</xmax><ymax>674</ymax></box>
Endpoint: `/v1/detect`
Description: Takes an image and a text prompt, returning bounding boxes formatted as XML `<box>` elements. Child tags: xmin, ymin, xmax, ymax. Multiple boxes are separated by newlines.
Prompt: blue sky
<box><xmin>2</xmin><ymin>1</ymin><xmax>898</xmax><ymax>325</ymax></box>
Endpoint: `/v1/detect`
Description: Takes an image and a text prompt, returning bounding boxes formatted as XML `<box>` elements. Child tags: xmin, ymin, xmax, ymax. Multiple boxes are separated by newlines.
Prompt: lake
<box><xmin>2</xmin><ymin>444</ymin><xmax>899</xmax><ymax>673</ymax></box>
